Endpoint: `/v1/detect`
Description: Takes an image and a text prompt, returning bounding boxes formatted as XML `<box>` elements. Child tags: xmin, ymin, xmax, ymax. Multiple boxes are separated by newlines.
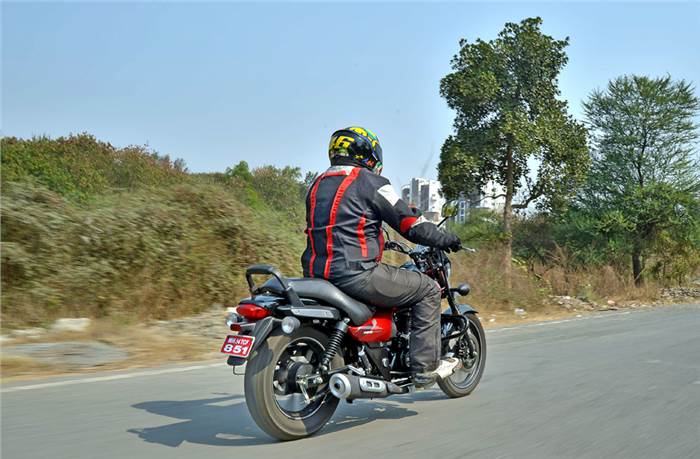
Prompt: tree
<box><xmin>303</xmin><ymin>171</ymin><xmax>319</xmax><ymax>191</ymax></box>
<box><xmin>225</xmin><ymin>160</ymin><xmax>253</xmax><ymax>182</ymax></box>
<box><xmin>581</xmin><ymin>75</ymin><xmax>700</xmax><ymax>285</ymax></box>
<box><xmin>249</xmin><ymin>165</ymin><xmax>305</xmax><ymax>216</ymax></box>
<box><xmin>438</xmin><ymin>17</ymin><xmax>589</xmax><ymax>285</ymax></box>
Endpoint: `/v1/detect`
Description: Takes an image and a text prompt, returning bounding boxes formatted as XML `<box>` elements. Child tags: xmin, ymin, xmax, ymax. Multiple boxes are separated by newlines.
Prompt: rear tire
<box><xmin>438</xmin><ymin>313</ymin><xmax>486</xmax><ymax>398</ymax></box>
<box><xmin>244</xmin><ymin>326</ymin><xmax>343</xmax><ymax>441</ymax></box>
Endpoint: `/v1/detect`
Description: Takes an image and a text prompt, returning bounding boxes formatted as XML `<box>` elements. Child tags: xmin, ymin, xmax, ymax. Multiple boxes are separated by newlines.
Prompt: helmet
<box><xmin>328</xmin><ymin>126</ymin><xmax>383</xmax><ymax>174</ymax></box>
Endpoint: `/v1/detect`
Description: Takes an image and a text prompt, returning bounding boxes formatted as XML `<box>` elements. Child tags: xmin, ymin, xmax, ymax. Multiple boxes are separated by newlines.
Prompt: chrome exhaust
<box><xmin>329</xmin><ymin>373</ymin><xmax>354</xmax><ymax>399</ymax></box>
<box><xmin>329</xmin><ymin>373</ymin><xmax>406</xmax><ymax>400</ymax></box>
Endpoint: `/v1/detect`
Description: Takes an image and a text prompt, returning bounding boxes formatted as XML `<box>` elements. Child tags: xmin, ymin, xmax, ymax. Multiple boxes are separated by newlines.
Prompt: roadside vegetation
<box><xmin>1</xmin><ymin>135</ymin><xmax>306</xmax><ymax>329</ymax></box>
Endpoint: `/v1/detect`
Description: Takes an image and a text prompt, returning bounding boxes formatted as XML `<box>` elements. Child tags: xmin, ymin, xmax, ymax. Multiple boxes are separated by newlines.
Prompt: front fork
<box><xmin>441</xmin><ymin>312</ymin><xmax>477</xmax><ymax>363</ymax></box>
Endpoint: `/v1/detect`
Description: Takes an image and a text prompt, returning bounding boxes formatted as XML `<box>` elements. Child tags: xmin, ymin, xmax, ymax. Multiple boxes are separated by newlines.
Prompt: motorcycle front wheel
<box><xmin>244</xmin><ymin>326</ymin><xmax>343</xmax><ymax>441</ymax></box>
<box><xmin>438</xmin><ymin>312</ymin><xmax>486</xmax><ymax>398</ymax></box>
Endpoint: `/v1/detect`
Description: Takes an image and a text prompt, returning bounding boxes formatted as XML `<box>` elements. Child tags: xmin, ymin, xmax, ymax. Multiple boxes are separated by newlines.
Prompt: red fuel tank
<box><xmin>348</xmin><ymin>309</ymin><xmax>394</xmax><ymax>343</ymax></box>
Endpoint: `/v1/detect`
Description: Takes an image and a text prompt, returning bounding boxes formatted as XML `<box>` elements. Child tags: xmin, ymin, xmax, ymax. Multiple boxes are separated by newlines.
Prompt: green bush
<box><xmin>224</xmin><ymin>161</ymin><xmax>307</xmax><ymax>220</ymax></box>
<box><xmin>1</xmin><ymin>134</ymin><xmax>187</xmax><ymax>201</ymax></box>
<box><xmin>449</xmin><ymin>209</ymin><xmax>504</xmax><ymax>248</ymax></box>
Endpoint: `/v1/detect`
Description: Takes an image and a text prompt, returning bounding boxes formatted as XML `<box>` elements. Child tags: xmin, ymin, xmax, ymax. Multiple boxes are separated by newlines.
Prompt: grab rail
<box><xmin>245</xmin><ymin>264</ymin><xmax>304</xmax><ymax>308</ymax></box>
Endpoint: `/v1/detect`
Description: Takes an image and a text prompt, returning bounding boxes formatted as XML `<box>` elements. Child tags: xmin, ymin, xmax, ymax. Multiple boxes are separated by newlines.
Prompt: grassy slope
<box><xmin>2</xmin><ymin>180</ymin><xmax>306</xmax><ymax>328</ymax></box>
<box><xmin>1</xmin><ymin>135</ymin><xmax>306</xmax><ymax>328</ymax></box>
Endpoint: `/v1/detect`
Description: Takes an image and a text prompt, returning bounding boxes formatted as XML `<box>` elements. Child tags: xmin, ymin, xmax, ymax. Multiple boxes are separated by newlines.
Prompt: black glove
<box><xmin>443</xmin><ymin>234</ymin><xmax>462</xmax><ymax>253</ymax></box>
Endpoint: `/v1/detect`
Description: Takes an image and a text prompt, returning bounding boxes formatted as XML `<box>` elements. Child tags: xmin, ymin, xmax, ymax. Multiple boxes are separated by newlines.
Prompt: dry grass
<box><xmin>86</xmin><ymin>319</ymin><xmax>212</xmax><ymax>365</ymax></box>
<box><xmin>451</xmin><ymin>248</ymin><xmax>663</xmax><ymax>313</ymax></box>
<box><xmin>533</xmin><ymin>263</ymin><xmax>662</xmax><ymax>303</ymax></box>
<box><xmin>0</xmin><ymin>355</ymin><xmax>59</xmax><ymax>378</ymax></box>
<box><xmin>451</xmin><ymin>249</ymin><xmax>547</xmax><ymax>312</ymax></box>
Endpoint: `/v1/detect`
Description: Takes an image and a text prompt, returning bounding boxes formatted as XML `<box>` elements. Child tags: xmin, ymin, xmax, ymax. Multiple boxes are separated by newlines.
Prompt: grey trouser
<box><xmin>332</xmin><ymin>263</ymin><xmax>442</xmax><ymax>373</ymax></box>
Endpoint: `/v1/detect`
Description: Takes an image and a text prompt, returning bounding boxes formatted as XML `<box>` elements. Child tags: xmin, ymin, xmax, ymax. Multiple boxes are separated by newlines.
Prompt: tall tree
<box><xmin>438</xmin><ymin>17</ymin><xmax>588</xmax><ymax>285</ymax></box>
<box><xmin>581</xmin><ymin>75</ymin><xmax>700</xmax><ymax>285</ymax></box>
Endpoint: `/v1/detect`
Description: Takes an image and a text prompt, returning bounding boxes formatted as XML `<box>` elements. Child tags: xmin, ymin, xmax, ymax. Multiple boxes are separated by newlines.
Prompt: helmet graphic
<box><xmin>328</xmin><ymin>126</ymin><xmax>383</xmax><ymax>174</ymax></box>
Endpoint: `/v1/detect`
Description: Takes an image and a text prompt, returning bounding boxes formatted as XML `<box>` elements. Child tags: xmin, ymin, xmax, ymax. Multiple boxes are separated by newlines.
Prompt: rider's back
<box><xmin>302</xmin><ymin>165</ymin><xmax>387</xmax><ymax>279</ymax></box>
<box><xmin>301</xmin><ymin>164</ymin><xmax>452</xmax><ymax>280</ymax></box>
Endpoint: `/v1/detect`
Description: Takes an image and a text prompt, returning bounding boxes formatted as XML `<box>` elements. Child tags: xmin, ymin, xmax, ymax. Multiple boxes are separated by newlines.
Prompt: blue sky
<box><xmin>3</xmin><ymin>1</ymin><xmax>699</xmax><ymax>185</ymax></box>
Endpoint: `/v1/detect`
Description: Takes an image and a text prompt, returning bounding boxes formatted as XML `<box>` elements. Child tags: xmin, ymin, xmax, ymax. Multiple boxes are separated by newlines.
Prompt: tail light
<box><xmin>237</xmin><ymin>302</ymin><xmax>271</xmax><ymax>320</ymax></box>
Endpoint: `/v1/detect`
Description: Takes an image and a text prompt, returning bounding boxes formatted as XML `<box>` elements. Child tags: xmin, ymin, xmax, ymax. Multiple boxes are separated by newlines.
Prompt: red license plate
<box><xmin>220</xmin><ymin>335</ymin><xmax>255</xmax><ymax>358</ymax></box>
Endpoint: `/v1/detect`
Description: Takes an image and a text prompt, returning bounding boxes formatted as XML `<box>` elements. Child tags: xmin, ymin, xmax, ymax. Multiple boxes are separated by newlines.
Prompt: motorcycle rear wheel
<box><xmin>244</xmin><ymin>326</ymin><xmax>343</xmax><ymax>441</ymax></box>
<box><xmin>438</xmin><ymin>313</ymin><xmax>486</xmax><ymax>398</ymax></box>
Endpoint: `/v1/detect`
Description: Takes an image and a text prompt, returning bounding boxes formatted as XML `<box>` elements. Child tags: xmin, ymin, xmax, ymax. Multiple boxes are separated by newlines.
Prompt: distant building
<box><xmin>401</xmin><ymin>178</ymin><xmax>446</xmax><ymax>223</ymax></box>
<box><xmin>454</xmin><ymin>181</ymin><xmax>505</xmax><ymax>223</ymax></box>
<box><xmin>400</xmin><ymin>177</ymin><xmax>504</xmax><ymax>224</ymax></box>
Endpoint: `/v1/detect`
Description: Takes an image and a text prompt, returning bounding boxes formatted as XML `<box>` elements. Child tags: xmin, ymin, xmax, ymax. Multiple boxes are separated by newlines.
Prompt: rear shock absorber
<box><xmin>321</xmin><ymin>319</ymin><xmax>349</xmax><ymax>370</ymax></box>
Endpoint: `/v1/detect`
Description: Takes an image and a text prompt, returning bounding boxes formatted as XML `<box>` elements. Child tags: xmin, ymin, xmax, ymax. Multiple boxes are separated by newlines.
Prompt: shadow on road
<box><xmin>128</xmin><ymin>393</ymin><xmax>428</xmax><ymax>447</ymax></box>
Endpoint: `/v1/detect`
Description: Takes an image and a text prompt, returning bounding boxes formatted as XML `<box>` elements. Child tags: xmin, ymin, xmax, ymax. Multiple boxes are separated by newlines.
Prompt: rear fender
<box><xmin>226</xmin><ymin>304</ymin><xmax>342</xmax><ymax>366</ymax></box>
<box><xmin>227</xmin><ymin>316</ymin><xmax>278</xmax><ymax>366</ymax></box>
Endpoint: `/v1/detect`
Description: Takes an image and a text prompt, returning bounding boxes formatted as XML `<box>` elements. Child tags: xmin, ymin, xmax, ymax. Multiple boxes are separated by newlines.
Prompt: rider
<box><xmin>301</xmin><ymin>126</ymin><xmax>463</xmax><ymax>385</ymax></box>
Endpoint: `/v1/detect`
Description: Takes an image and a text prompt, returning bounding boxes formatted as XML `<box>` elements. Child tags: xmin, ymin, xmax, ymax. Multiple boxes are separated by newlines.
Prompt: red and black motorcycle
<box><xmin>220</xmin><ymin>218</ymin><xmax>486</xmax><ymax>441</ymax></box>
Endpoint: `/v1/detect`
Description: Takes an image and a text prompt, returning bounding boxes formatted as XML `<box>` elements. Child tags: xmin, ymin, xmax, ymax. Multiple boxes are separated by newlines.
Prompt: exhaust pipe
<box><xmin>329</xmin><ymin>373</ymin><xmax>406</xmax><ymax>400</ymax></box>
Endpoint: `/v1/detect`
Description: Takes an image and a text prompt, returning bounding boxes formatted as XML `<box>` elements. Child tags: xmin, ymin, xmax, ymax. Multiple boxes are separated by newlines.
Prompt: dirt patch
<box><xmin>0</xmin><ymin>315</ymin><xmax>220</xmax><ymax>381</ymax></box>
<box><xmin>3</xmin><ymin>341</ymin><xmax>128</xmax><ymax>367</ymax></box>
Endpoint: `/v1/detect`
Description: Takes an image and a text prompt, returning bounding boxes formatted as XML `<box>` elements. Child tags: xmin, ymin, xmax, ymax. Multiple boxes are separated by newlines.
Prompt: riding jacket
<box><xmin>301</xmin><ymin>165</ymin><xmax>456</xmax><ymax>280</ymax></box>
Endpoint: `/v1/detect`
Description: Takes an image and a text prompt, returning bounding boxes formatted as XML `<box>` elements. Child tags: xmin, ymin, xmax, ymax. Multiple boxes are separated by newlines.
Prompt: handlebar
<box><xmin>384</xmin><ymin>240</ymin><xmax>412</xmax><ymax>254</ymax></box>
<box><xmin>384</xmin><ymin>241</ymin><xmax>477</xmax><ymax>255</ymax></box>
<box><xmin>381</xmin><ymin>224</ymin><xmax>476</xmax><ymax>255</ymax></box>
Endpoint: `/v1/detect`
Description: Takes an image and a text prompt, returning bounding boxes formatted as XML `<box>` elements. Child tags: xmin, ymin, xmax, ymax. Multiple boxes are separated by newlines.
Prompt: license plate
<box><xmin>220</xmin><ymin>335</ymin><xmax>255</xmax><ymax>358</ymax></box>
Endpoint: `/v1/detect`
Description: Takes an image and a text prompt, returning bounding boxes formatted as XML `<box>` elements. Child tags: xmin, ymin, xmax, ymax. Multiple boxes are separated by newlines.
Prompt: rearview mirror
<box><xmin>441</xmin><ymin>201</ymin><xmax>459</xmax><ymax>219</ymax></box>
<box><xmin>452</xmin><ymin>283</ymin><xmax>471</xmax><ymax>296</ymax></box>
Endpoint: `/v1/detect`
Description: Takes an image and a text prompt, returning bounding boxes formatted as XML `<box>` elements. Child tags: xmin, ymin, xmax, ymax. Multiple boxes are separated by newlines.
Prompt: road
<box><xmin>2</xmin><ymin>304</ymin><xmax>699</xmax><ymax>459</ymax></box>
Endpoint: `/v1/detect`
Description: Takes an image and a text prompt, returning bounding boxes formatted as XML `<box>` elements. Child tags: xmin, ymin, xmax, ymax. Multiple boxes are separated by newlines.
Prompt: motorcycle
<box><xmin>220</xmin><ymin>209</ymin><xmax>486</xmax><ymax>441</ymax></box>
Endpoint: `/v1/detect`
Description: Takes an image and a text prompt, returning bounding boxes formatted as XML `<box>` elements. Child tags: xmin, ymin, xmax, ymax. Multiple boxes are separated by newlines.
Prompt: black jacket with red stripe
<box><xmin>301</xmin><ymin>165</ymin><xmax>457</xmax><ymax>280</ymax></box>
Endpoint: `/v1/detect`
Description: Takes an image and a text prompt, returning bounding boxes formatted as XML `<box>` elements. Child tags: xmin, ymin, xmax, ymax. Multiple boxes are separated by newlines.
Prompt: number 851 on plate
<box><xmin>220</xmin><ymin>335</ymin><xmax>255</xmax><ymax>358</ymax></box>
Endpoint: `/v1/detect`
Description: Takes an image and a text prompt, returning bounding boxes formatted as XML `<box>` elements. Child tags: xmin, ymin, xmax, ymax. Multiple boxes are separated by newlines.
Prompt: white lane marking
<box><xmin>487</xmin><ymin>311</ymin><xmax>632</xmax><ymax>333</ymax></box>
<box><xmin>1</xmin><ymin>362</ymin><xmax>225</xmax><ymax>393</ymax></box>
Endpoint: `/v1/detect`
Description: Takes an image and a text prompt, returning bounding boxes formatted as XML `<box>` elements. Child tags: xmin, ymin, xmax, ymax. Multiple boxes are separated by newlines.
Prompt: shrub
<box><xmin>1</xmin><ymin>134</ymin><xmax>187</xmax><ymax>201</ymax></box>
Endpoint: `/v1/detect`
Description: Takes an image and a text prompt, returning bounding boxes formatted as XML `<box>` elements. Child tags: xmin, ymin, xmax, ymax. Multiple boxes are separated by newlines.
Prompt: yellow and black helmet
<box><xmin>328</xmin><ymin>126</ymin><xmax>383</xmax><ymax>174</ymax></box>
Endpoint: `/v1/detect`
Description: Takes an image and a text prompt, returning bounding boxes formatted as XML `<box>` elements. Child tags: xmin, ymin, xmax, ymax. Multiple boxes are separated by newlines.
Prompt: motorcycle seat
<box><xmin>259</xmin><ymin>277</ymin><xmax>373</xmax><ymax>325</ymax></box>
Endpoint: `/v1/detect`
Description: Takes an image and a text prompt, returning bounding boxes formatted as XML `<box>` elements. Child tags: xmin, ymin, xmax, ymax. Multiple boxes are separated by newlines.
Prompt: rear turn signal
<box><xmin>281</xmin><ymin>316</ymin><xmax>301</xmax><ymax>334</ymax></box>
<box><xmin>237</xmin><ymin>303</ymin><xmax>271</xmax><ymax>320</ymax></box>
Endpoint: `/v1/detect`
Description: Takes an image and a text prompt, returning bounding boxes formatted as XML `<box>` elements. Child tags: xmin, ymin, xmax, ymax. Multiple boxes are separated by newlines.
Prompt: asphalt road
<box><xmin>2</xmin><ymin>304</ymin><xmax>699</xmax><ymax>459</ymax></box>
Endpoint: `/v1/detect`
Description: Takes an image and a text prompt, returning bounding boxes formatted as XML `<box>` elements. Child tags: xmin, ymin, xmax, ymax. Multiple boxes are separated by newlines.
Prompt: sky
<box><xmin>2</xmin><ymin>1</ymin><xmax>699</xmax><ymax>186</ymax></box>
